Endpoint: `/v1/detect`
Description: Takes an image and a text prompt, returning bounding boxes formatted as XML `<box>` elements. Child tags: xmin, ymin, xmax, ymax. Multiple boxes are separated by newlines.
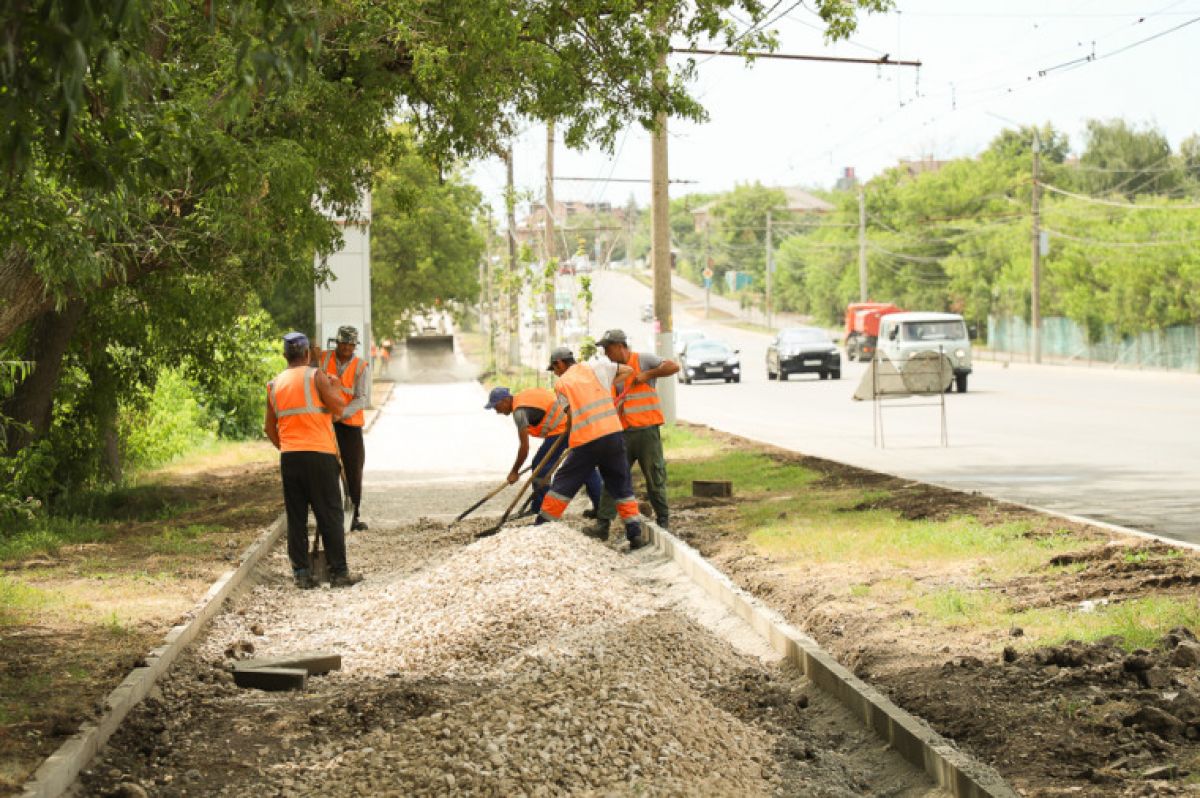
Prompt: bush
<box><xmin>120</xmin><ymin>369</ymin><xmax>216</xmax><ymax>471</ymax></box>
<box><xmin>185</xmin><ymin>310</ymin><xmax>285</xmax><ymax>439</ymax></box>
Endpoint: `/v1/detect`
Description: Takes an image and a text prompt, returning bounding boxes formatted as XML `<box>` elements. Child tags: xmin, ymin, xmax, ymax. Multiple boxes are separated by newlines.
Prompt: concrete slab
<box><xmin>232</xmin><ymin>667</ymin><xmax>308</xmax><ymax>692</ymax></box>
<box><xmin>234</xmin><ymin>652</ymin><xmax>342</xmax><ymax>675</ymax></box>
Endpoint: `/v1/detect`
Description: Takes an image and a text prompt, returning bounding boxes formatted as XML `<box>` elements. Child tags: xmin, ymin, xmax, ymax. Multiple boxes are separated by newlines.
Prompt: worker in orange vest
<box><xmin>536</xmin><ymin>346</ymin><xmax>646</xmax><ymax>551</ymax></box>
<box><xmin>485</xmin><ymin>386</ymin><xmax>603</xmax><ymax>518</ymax></box>
<box><xmin>320</xmin><ymin>325</ymin><xmax>371</xmax><ymax>531</ymax></box>
<box><xmin>263</xmin><ymin>332</ymin><xmax>363</xmax><ymax>589</ymax></box>
<box><xmin>593</xmin><ymin>329</ymin><xmax>680</xmax><ymax>536</ymax></box>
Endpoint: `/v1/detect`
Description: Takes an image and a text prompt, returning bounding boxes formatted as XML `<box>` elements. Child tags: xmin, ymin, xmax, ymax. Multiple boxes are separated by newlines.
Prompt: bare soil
<box><xmin>670</xmin><ymin>422</ymin><xmax>1200</xmax><ymax>796</ymax></box>
<box><xmin>0</xmin><ymin>460</ymin><xmax>282</xmax><ymax>794</ymax></box>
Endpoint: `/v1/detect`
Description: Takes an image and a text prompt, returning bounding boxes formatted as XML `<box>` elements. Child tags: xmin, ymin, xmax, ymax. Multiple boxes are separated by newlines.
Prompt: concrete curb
<box><xmin>20</xmin><ymin>514</ymin><xmax>287</xmax><ymax>798</ymax></box>
<box><xmin>23</xmin><ymin>387</ymin><xmax>395</xmax><ymax>797</ymax></box>
<box><xmin>642</xmin><ymin>520</ymin><xmax>1018</xmax><ymax>798</ymax></box>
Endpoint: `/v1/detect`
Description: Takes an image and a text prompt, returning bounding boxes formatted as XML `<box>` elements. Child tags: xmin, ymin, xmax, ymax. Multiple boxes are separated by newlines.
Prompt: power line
<box><xmin>1041</xmin><ymin>182</ymin><xmax>1200</xmax><ymax>210</ymax></box>
<box><xmin>673</xmin><ymin>47</ymin><xmax>921</xmax><ymax>67</ymax></box>
<box><xmin>1044</xmin><ymin>227</ymin><xmax>1200</xmax><ymax>248</ymax></box>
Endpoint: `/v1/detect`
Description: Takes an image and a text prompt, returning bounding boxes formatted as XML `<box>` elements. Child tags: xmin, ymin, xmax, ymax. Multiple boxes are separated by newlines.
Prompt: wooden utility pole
<box><xmin>857</xmin><ymin>186</ymin><xmax>868</xmax><ymax>302</ymax></box>
<box><xmin>765</xmin><ymin>210</ymin><xmax>774</xmax><ymax>330</ymax></box>
<box><xmin>504</xmin><ymin>146</ymin><xmax>520</xmax><ymax>368</ymax></box>
<box><xmin>544</xmin><ymin>121</ymin><xmax>558</xmax><ymax>345</ymax></box>
<box><xmin>651</xmin><ymin>50</ymin><xmax>676</xmax><ymax>423</ymax></box>
<box><xmin>1031</xmin><ymin>134</ymin><xmax>1042</xmax><ymax>364</ymax></box>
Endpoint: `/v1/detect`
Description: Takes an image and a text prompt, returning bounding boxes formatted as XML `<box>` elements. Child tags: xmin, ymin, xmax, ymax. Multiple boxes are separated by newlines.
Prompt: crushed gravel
<box><xmin>76</xmin><ymin>488</ymin><xmax>942</xmax><ymax>797</ymax></box>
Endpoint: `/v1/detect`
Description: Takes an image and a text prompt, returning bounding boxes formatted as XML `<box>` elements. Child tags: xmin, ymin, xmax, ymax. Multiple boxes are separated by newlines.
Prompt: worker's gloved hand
<box><xmin>506</xmin><ymin>470</ymin><xmax>520</xmax><ymax>485</ymax></box>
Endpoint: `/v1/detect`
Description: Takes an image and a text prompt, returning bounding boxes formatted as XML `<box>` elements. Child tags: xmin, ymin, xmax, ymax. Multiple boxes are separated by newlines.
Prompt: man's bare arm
<box><xmin>263</xmin><ymin>386</ymin><xmax>281</xmax><ymax>450</ymax></box>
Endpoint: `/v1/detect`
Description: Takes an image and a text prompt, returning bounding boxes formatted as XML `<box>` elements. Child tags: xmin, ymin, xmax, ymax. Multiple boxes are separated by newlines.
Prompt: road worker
<box><xmin>485</xmin><ymin>386</ymin><xmax>603</xmax><ymax>518</ymax></box>
<box><xmin>593</xmin><ymin>329</ymin><xmax>680</xmax><ymax>535</ymax></box>
<box><xmin>263</xmin><ymin>332</ymin><xmax>363</xmax><ymax>588</ymax></box>
<box><xmin>320</xmin><ymin>325</ymin><xmax>370</xmax><ymax>531</ymax></box>
<box><xmin>536</xmin><ymin>346</ymin><xmax>647</xmax><ymax>551</ymax></box>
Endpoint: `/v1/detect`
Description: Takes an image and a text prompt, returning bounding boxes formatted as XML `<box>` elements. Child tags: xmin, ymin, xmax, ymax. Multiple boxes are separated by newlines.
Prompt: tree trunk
<box><xmin>3</xmin><ymin>299</ymin><xmax>87</xmax><ymax>455</ymax></box>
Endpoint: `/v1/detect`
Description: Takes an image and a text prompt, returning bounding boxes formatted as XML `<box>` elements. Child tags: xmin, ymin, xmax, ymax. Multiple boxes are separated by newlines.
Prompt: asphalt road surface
<box><xmin>586</xmin><ymin>270</ymin><xmax>1200</xmax><ymax>544</ymax></box>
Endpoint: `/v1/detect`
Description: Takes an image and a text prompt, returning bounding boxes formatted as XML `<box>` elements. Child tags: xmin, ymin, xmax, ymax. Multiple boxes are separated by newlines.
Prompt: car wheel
<box><xmin>819</xmin><ymin>370</ymin><xmax>828</xmax><ymax>380</ymax></box>
<box><xmin>831</xmin><ymin>371</ymin><xmax>841</xmax><ymax>380</ymax></box>
<box><xmin>956</xmin><ymin>373</ymin><xmax>968</xmax><ymax>393</ymax></box>
<box><xmin>780</xmin><ymin>371</ymin><xmax>789</xmax><ymax>381</ymax></box>
<box><xmin>733</xmin><ymin>375</ymin><xmax>741</xmax><ymax>383</ymax></box>
<box><xmin>724</xmin><ymin>377</ymin><xmax>732</xmax><ymax>383</ymax></box>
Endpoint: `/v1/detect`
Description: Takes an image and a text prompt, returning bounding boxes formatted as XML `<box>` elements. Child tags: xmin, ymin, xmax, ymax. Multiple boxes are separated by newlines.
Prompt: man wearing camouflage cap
<box><xmin>320</xmin><ymin>325</ymin><xmax>371</xmax><ymax>531</ymax></box>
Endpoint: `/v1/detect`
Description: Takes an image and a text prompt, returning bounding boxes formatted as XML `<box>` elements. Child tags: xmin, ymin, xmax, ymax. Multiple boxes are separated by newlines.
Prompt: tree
<box><xmin>706</xmin><ymin>183</ymin><xmax>788</xmax><ymax>287</ymax></box>
<box><xmin>371</xmin><ymin>135</ymin><xmax>486</xmax><ymax>338</ymax></box>
<box><xmin>1079</xmin><ymin>119</ymin><xmax>1180</xmax><ymax>197</ymax></box>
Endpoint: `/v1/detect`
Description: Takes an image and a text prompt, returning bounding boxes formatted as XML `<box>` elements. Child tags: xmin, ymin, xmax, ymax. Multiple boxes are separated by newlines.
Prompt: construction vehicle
<box><xmin>843</xmin><ymin>302</ymin><xmax>902</xmax><ymax>362</ymax></box>
<box><xmin>876</xmin><ymin>311</ymin><xmax>972</xmax><ymax>392</ymax></box>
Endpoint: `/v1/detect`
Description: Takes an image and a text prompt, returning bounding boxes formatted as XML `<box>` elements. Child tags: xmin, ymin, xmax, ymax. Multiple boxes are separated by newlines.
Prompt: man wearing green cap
<box><xmin>592</xmin><ymin>329</ymin><xmax>679</xmax><ymax>535</ymax></box>
<box><xmin>320</xmin><ymin>325</ymin><xmax>371</xmax><ymax>531</ymax></box>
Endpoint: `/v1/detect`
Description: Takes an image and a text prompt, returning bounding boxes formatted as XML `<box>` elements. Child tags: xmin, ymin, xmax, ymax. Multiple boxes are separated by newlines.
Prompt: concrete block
<box><xmin>235</xmin><ymin>651</ymin><xmax>342</xmax><ymax>675</ymax></box>
<box><xmin>232</xmin><ymin>667</ymin><xmax>308</xmax><ymax>691</ymax></box>
<box><xmin>692</xmin><ymin>480</ymin><xmax>732</xmax><ymax>498</ymax></box>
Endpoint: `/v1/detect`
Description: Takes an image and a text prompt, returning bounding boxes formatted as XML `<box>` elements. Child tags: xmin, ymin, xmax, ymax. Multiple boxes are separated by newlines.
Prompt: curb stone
<box><xmin>642</xmin><ymin>519</ymin><xmax>1019</xmax><ymax>798</ymax></box>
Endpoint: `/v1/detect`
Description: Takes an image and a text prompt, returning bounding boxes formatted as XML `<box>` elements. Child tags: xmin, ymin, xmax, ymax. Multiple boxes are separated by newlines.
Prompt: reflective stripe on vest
<box><xmin>615</xmin><ymin>352</ymin><xmax>665</xmax><ymax>429</ymax></box>
<box><xmin>514</xmin><ymin>388</ymin><xmax>566</xmax><ymax>438</ymax></box>
<box><xmin>555</xmin><ymin>364</ymin><xmax>623</xmax><ymax>448</ymax></box>
<box><xmin>321</xmin><ymin>352</ymin><xmax>365</xmax><ymax>427</ymax></box>
<box><xmin>269</xmin><ymin>366</ymin><xmax>337</xmax><ymax>454</ymax></box>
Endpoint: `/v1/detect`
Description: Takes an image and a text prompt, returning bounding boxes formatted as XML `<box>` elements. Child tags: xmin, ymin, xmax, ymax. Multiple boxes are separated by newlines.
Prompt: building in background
<box><xmin>314</xmin><ymin>192</ymin><xmax>373</xmax><ymax>361</ymax></box>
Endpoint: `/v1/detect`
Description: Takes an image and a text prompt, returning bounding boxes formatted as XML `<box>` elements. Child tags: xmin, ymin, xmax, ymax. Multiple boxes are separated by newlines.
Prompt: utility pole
<box><xmin>504</xmin><ymin>146</ymin><xmax>520</xmax><ymax>369</ymax></box>
<box><xmin>765</xmin><ymin>211</ymin><xmax>774</xmax><ymax>330</ymax></box>
<box><xmin>650</xmin><ymin>49</ymin><xmax>676</xmax><ymax>424</ymax></box>
<box><xmin>1031</xmin><ymin>133</ymin><xmax>1042</xmax><ymax>364</ymax></box>
<box><xmin>857</xmin><ymin>186</ymin><xmax>868</xmax><ymax>302</ymax></box>
<box><xmin>704</xmin><ymin>231</ymin><xmax>711</xmax><ymax>319</ymax></box>
<box><xmin>544</xmin><ymin>121</ymin><xmax>558</xmax><ymax>346</ymax></box>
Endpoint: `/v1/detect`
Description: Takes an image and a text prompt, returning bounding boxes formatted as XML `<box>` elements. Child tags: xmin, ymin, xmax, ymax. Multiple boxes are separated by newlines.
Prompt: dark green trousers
<box><xmin>598</xmin><ymin>424</ymin><xmax>668</xmax><ymax>524</ymax></box>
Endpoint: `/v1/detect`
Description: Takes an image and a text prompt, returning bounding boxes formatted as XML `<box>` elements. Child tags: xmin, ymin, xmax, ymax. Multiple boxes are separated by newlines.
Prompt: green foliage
<box><xmin>119</xmin><ymin>369</ymin><xmax>216</xmax><ymax>472</ymax></box>
<box><xmin>371</xmin><ymin>131</ymin><xmax>486</xmax><ymax>337</ymax></box>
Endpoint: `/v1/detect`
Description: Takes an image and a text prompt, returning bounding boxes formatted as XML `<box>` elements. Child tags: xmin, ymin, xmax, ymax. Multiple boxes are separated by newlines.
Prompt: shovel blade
<box><xmin>310</xmin><ymin>548</ymin><xmax>329</xmax><ymax>583</ymax></box>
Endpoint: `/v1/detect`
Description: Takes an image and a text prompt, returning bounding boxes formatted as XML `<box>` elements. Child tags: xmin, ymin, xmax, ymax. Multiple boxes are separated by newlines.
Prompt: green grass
<box><xmin>0</xmin><ymin>578</ymin><xmax>62</xmax><ymax>626</ymax></box>
<box><xmin>0</xmin><ymin>517</ymin><xmax>111</xmax><ymax>562</ymax></box>
<box><xmin>660</xmin><ymin>425</ymin><xmax>728</xmax><ymax>461</ymax></box>
<box><xmin>849</xmin><ymin>584</ymin><xmax>871</xmax><ymax>598</ymax></box>
<box><xmin>1012</xmin><ymin>595</ymin><xmax>1200</xmax><ymax>651</ymax></box>
<box><xmin>915</xmin><ymin>586</ymin><xmax>1009</xmax><ymax>626</ymax></box>
<box><xmin>149</xmin><ymin>524</ymin><xmax>221</xmax><ymax>556</ymax></box>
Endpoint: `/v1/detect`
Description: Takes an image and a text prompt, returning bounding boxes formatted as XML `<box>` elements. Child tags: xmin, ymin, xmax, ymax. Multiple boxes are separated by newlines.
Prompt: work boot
<box><xmin>583</xmin><ymin>520</ymin><xmax>610</xmax><ymax>541</ymax></box>
<box><xmin>350</xmin><ymin>517</ymin><xmax>368</xmax><ymax>532</ymax></box>
<box><xmin>625</xmin><ymin>522</ymin><xmax>648</xmax><ymax>552</ymax></box>
<box><xmin>626</xmin><ymin>534</ymin><xmax>648</xmax><ymax>552</ymax></box>
<box><xmin>655</xmin><ymin>517</ymin><xmax>669</xmax><ymax>531</ymax></box>
<box><xmin>329</xmin><ymin>572</ymin><xmax>363</xmax><ymax>588</ymax></box>
<box><xmin>582</xmin><ymin>508</ymin><xmax>598</xmax><ymax>520</ymax></box>
<box><xmin>293</xmin><ymin>572</ymin><xmax>317</xmax><ymax>590</ymax></box>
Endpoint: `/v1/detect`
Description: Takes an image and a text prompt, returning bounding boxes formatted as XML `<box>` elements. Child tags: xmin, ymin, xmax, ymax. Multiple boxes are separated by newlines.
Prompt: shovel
<box><xmin>309</xmin><ymin>526</ymin><xmax>329</xmax><ymax>583</ymax></box>
<box><xmin>452</xmin><ymin>464</ymin><xmax>533</xmax><ymax>525</ymax></box>
<box><xmin>476</xmin><ymin>427</ymin><xmax>571</xmax><ymax>539</ymax></box>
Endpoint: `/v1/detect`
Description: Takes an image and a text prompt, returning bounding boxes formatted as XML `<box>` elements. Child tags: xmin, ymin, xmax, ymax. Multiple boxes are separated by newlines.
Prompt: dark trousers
<box><xmin>599</xmin><ymin>425</ymin><xmax>668</xmax><ymax>525</ymax></box>
<box><xmin>281</xmin><ymin>451</ymin><xmax>348</xmax><ymax>576</ymax></box>
<box><xmin>536</xmin><ymin>432</ymin><xmax>643</xmax><ymax>542</ymax></box>
<box><xmin>526</xmin><ymin>434</ymin><xmax>602</xmax><ymax>515</ymax></box>
<box><xmin>334</xmin><ymin>422</ymin><xmax>365</xmax><ymax>517</ymax></box>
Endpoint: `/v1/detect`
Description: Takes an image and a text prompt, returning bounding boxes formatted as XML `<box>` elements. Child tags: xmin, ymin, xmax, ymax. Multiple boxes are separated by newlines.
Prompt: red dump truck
<box><xmin>843</xmin><ymin>302</ymin><xmax>902</xmax><ymax>361</ymax></box>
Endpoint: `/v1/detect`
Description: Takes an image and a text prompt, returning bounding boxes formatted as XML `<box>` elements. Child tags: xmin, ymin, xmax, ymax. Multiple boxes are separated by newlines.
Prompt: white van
<box><xmin>877</xmin><ymin>312</ymin><xmax>973</xmax><ymax>392</ymax></box>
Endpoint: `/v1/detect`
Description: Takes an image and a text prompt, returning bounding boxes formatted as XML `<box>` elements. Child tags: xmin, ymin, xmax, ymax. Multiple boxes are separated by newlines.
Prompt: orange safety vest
<box><xmin>514</xmin><ymin>388</ymin><xmax>568</xmax><ymax>438</ymax></box>
<box><xmin>321</xmin><ymin>352</ymin><xmax>366</xmax><ymax>427</ymax></box>
<box><xmin>555</xmin><ymin>363</ymin><xmax>623</xmax><ymax>448</ymax></box>
<box><xmin>614</xmin><ymin>352</ymin><xmax>664</xmax><ymax>429</ymax></box>
<box><xmin>268</xmin><ymin>366</ymin><xmax>337</xmax><ymax>454</ymax></box>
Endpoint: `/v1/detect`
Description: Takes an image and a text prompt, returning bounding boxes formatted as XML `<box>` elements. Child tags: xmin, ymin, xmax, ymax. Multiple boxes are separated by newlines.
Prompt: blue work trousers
<box><xmin>527</xmin><ymin>433</ymin><xmax>601</xmax><ymax>514</ymax></box>
<box><xmin>536</xmin><ymin>431</ymin><xmax>643</xmax><ymax>542</ymax></box>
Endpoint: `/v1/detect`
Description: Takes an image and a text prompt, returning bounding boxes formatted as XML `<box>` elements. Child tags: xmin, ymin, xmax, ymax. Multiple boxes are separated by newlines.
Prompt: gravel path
<box><xmin>74</xmin><ymin>383</ymin><xmax>944</xmax><ymax>797</ymax></box>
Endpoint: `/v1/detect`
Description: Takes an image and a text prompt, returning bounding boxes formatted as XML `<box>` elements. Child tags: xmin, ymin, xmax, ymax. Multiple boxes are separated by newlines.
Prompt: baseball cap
<box><xmin>336</xmin><ymin>325</ymin><xmax>359</xmax><ymax>344</ymax></box>
<box><xmin>282</xmin><ymin>331</ymin><xmax>309</xmax><ymax>357</ymax></box>
<box><xmin>597</xmin><ymin>329</ymin><xmax>628</xmax><ymax>346</ymax></box>
<box><xmin>484</xmin><ymin>386</ymin><xmax>512</xmax><ymax>409</ymax></box>
<box><xmin>546</xmin><ymin>345</ymin><xmax>574</xmax><ymax>371</ymax></box>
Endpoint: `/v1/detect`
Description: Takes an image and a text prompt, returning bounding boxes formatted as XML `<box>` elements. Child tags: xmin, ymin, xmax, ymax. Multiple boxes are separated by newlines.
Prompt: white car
<box><xmin>673</xmin><ymin>328</ymin><xmax>706</xmax><ymax>359</ymax></box>
<box><xmin>876</xmin><ymin>312</ymin><xmax>973</xmax><ymax>392</ymax></box>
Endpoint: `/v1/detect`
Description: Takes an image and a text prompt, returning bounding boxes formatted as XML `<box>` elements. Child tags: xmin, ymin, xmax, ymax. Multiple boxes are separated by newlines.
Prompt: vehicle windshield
<box><xmin>779</xmin><ymin>329</ymin><xmax>829</xmax><ymax>344</ymax></box>
<box><xmin>901</xmin><ymin>320</ymin><xmax>967</xmax><ymax>342</ymax></box>
<box><xmin>676</xmin><ymin>331</ymin><xmax>704</xmax><ymax>344</ymax></box>
<box><xmin>687</xmin><ymin>342</ymin><xmax>730</xmax><ymax>358</ymax></box>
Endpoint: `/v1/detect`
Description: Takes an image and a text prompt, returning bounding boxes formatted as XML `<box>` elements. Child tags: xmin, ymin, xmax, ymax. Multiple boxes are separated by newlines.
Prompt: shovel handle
<box><xmin>477</xmin><ymin>418</ymin><xmax>572</xmax><ymax>538</ymax></box>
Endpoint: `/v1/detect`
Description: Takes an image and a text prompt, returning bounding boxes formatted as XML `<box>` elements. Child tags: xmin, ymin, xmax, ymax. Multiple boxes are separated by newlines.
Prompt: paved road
<box><xmin>587</xmin><ymin>270</ymin><xmax>1200</xmax><ymax>544</ymax></box>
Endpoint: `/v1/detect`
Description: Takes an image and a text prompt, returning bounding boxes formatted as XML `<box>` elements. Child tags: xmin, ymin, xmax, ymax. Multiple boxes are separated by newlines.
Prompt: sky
<box><xmin>466</xmin><ymin>0</ymin><xmax>1200</xmax><ymax>221</ymax></box>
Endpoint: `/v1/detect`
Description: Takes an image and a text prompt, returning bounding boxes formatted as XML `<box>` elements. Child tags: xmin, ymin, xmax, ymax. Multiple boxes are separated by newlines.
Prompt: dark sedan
<box><xmin>680</xmin><ymin>339</ymin><xmax>741</xmax><ymax>384</ymax></box>
<box><xmin>767</xmin><ymin>327</ymin><xmax>841</xmax><ymax>381</ymax></box>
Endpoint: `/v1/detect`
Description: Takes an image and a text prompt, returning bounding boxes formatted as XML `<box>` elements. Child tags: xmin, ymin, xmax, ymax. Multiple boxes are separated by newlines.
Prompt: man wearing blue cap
<box><xmin>485</xmin><ymin>386</ymin><xmax>603</xmax><ymax>518</ymax></box>
<box><xmin>264</xmin><ymin>332</ymin><xmax>363</xmax><ymax>589</ymax></box>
